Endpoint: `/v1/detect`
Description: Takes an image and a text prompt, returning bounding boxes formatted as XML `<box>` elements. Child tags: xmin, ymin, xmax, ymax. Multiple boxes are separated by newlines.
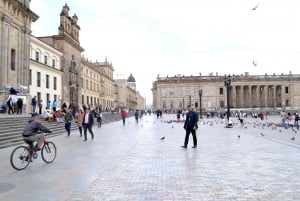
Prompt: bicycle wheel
<box><xmin>10</xmin><ymin>145</ymin><xmax>31</xmax><ymax>170</ymax></box>
<box><xmin>41</xmin><ymin>141</ymin><xmax>56</xmax><ymax>163</ymax></box>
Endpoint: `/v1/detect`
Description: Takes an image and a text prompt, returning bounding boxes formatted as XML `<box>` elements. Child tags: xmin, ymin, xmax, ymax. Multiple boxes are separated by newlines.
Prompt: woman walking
<box><xmin>77</xmin><ymin>109</ymin><xmax>83</xmax><ymax>137</ymax></box>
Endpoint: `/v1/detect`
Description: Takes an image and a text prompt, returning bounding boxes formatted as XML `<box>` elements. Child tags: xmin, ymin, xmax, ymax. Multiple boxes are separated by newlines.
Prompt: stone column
<box><xmin>0</xmin><ymin>15</ymin><xmax>11</xmax><ymax>98</ymax></box>
<box><xmin>273</xmin><ymin>85</ymin><xmax>276</xmax><ymax>108</ymax></box>
<box><xmin>240</xmin><ymin>85</ymin><xmax>244</xmax><ymax>108</ymax></box>
<box><xmin>257</xmin><ymin>85</ymin><xmax>261</xmax><ymax>108</ymax></box>
<box><xmin>264</xmin><ymin>85</ymin><xmax>268</xmax><ymax>108</ymax></box>
<box><xmin>232</xmin><ymin>85</ymin><xmax>236</xmax><ymax>108</ymax></box>
<box><xmin>281</xmin><ymin>86</ymin><xmax>285</xmax><ymax>108</ymax></box>
<box><xmin>249</xmin><ymin>85</ymin><xmax>252</xmax><ymax>108</ymax></box>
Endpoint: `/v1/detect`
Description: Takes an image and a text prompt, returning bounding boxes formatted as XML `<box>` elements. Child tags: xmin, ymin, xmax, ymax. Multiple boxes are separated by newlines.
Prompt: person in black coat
<box><xmin>82</xmin><ymin>108</ymin><xmax>94</xmax><ymax>141</ymax></box>
<box><xmin>182</xmin><ymin>105</ymin><xmax>198</xmax><ymax>148</ymax></box>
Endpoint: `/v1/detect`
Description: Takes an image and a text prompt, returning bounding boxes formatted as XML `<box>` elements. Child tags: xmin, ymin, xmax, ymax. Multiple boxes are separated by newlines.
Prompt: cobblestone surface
<box><xmin>0</xmin><ymin>114</ymin><xmax>300</xmax><ymax>201</ymax></box>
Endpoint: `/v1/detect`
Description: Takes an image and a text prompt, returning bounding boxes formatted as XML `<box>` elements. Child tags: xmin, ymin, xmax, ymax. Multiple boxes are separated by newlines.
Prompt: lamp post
<box><xmin>199</xmin><ymin>89</ymin><xmax>202</xmax><ymax>119</ymax></box>
<box><xmin>224</xmin><ymin>74</ymin><xmax>232</xmax><ymax>128</ymax></box>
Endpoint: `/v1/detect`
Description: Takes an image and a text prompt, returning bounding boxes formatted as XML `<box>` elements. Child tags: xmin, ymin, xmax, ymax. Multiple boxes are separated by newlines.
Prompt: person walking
<box><xmin>38</xmin><ymin>99</ymin><xmax>43</xmax><ymax>115</ymax></box>
<box><xmin>47</xmin><ymin>101</ymin><xmax>51</xmax><ymax>110</ymax></box>
<box><xmin>182</xmin><ymin>105</ymin><xmax>198</xmax><ymax>149</ymax></box>
<box><xmin>76</xmin><ymin>109</ymin><xmax>83</xmax><ymax>137</ymax></box>
<box><xmin>135</xmin><ymin>110</ymin><xmax>139</xmax><ymax>123</ymax></box>
<box><xmin>17</xmin><ymin>98</ymin><xmax>23</xmax><ymax>114</ymax></box>
<box><xmin>121</xmin><ymin>109</ymin><xmax>127</xmax><ymax>126</ymax></box>
<box><xmin>52</xmin><ymin>100</ymin><xmax>57</xmax><ymax>112</ymax></box>
<box><xmin>7</xmin><ymin>97</ymin><xmax>14</xmax><ymax>115</ymax></box>
<box><xmin>96</xmin><ymin>111</ymin><xmax>102</xmax><ymax>128</ymax></box>
<box><xmin>31</xmin><ymin>96</ymin><xmax>37</xmax><ymax>113</ymax></box>
<box><xmin>64</xmin><ymin>108</ymin><xmax>73</xmax><ymax>136</ymax></box>
<box><xmin>82</xmin><ymin>108</ymin><xmax>94</xmax><ymax>141</ymax></box>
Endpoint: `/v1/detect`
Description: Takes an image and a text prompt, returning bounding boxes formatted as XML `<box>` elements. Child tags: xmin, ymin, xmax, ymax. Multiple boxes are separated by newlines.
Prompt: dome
<box><xmin>127</xmin><ymin>73</ymin><xmax>136</xmax><ymax>82</ymax></box>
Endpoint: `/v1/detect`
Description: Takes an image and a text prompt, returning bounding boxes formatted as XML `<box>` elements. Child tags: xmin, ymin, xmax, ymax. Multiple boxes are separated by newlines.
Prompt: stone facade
<box><xmin>114</xmin><ymin>79</ymin><xmax>137</xmax><ymax>110</ymax></box>
<box><xmin>80</xmin><ymin>57</ymin><xmax>114</xmax><ymax>111</ymax></box>
<box><xmin>152</xmin><ymin>73</ymin><xmax>300</xmax><ymax>112</ymax></box>
<box><xmin>29</xmin><ymin>36</ymin><xmax>63</xmax><ymax>112</ymax></box>
<box><xmin>37</xmin><ymin>4</ymin><xmax>84</xmax><ymax>108</ymax></box>
<box><xmin>0</xmin><ymin>0</ymin><xmax>38</xmax><ymax>103</ymax></box>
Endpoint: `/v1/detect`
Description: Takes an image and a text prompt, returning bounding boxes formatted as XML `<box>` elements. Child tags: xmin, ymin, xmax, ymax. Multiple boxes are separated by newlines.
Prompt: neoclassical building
<box><xmin>0</xmin><ymin>0</ymin><xmax>38</xmax><ymax>103</ymax></box>
<box><xmin>152</xmin><ymin>72</ymin><xmax>300</xmax><ymax>112</ymax></box>
<box><xmin>80</xmin><ymin>57</ymin><xmax>115</xmax><ymax>111</ymax></box>
<box><xmin>29</xmin><ymin>36</ymin><xmax>63</xmax><ymax>111</ymax></box>
<box><xmin>114</xmin><ymin>74</ymin><xmax>146</xmax><ymax>110</ymax></box>
<box><xmin>37</xmin><ymin>4</ymin><xmax>84</xmax><ymax>107</ymax></box>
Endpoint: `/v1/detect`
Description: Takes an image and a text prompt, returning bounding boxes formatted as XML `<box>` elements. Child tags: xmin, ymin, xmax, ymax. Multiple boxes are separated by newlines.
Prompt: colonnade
<box><xmin>227</xmin><ymin>85</ymin><xmax>285</xmax><ymax>108</ymax></box>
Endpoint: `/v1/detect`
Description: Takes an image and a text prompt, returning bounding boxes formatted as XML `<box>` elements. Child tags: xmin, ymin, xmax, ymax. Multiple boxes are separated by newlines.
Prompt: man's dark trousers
<box><xmin>65</xmin><ymin>122</ymin><xmax>71</xmax><ymax>135</ymax></box>
<box><xmin>184</xmin><ymin>127</ymin><xmax>197</xmax><ymax>147</ymax></box>
<box><xmin>83</xmin><ymin>123</ymin><xmax>94</xmax><ymax>140</ymax></box>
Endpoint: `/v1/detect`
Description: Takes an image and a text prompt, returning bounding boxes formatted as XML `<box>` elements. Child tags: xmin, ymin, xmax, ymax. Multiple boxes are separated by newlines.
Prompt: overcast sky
<box><xmin>30</xmin><ymin>0</ymin><xmax>300</xmax><ymax>105</ymax></box>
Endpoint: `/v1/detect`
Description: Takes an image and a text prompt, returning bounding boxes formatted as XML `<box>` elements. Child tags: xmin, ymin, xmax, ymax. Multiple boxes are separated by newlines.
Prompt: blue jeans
<box><xmin>65</xmin><ymin>122</ymin><xmax>71</xmax><ymax>135</ymax></box>
<box><xmin>32</xmin><ymin>105</ymin><xmax>36</xmax><ymax>113</ymax></box>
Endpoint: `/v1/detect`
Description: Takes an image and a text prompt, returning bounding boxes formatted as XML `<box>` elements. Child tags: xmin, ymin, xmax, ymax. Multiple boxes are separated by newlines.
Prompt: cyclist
<box><xmin>22</xmin><ymin>112</ymin><xmax>52</xmax><ymax>150</ymax></box>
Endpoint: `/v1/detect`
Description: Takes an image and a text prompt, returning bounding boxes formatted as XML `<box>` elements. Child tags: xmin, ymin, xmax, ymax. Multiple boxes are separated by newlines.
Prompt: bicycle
<box><xmin>10</xmin><ymin>133</ymin><xmax>57</xmax><ymax>170</ymax></box>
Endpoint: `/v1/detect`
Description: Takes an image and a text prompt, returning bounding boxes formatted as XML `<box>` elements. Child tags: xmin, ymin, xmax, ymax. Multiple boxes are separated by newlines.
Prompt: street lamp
<box><xmin>224</xmin><ymin>74</ymin><xmax>232</xmax><ymax>128</ymax></box>
<box><xmin>199</xmin><ymin>89</ymin><xmax>202</xmax><ymax>119</ymax></box>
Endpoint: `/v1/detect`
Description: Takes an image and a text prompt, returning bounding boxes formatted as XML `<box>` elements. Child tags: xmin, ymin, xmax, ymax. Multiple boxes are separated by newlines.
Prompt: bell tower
<box><xmin>58</xmin><ymin>3</ymin><xmax>80</xmax><ymax>41</ymax></box>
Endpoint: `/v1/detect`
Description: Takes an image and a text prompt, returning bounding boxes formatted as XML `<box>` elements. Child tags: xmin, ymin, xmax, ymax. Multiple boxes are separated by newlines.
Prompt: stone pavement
<box><xmin>0</xmin><ymin>114</ymin><xmax>300</xmax><ymax>201</ymax></box>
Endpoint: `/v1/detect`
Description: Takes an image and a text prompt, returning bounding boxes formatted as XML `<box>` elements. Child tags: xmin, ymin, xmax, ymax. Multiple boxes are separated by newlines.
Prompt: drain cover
<box><xmin>0</xmin><ymin>183</ymin><xmax>15</xmax><ymax>194</ymax></box>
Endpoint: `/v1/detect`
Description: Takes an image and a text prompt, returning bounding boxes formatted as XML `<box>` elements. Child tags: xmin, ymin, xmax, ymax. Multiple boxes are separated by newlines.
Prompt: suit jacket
<box><xmin>82</xmin><ymin>112</ymin><xmax>94</xmax><ymax>125</ymax></box>
<box><xmin>184</xmin><ymin>111</ymin><xmax>198</xmax><ymax>129</ymax></box>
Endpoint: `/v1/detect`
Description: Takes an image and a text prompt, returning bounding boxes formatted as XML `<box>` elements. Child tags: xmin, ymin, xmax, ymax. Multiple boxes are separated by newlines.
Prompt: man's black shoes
<box><xmin>192</xmin><ymin>146</ymin><xmax>197</xmax><ymax>148</ymax></box>
<box><xmin>181</xmin><ymin>146</ymin><xmax>187</xmax><ymax>148</ymax></box>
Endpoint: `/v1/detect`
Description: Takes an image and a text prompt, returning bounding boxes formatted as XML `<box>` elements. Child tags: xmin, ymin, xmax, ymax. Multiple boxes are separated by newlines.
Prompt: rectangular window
<box><xmin>46</xmin><ymin>93</ymin><xmax>50</xmax><ymax>103</ymax></box>
<box><xmin>195</xmin><ymin>102</ymin><xmax>198</xmax><ymax>108</ymax></box>
<box><xmin>285</xmin><ymin>99</ymin><xmax>289</xmax><ymax>106</ymax></box>
<box><xmin>178</xmin><ymin>87</ymin><xmax>182</xmax><ymax>96</ymax></box>
<box><xmin>37</xmin><ymin>72</ymin><xmax>41</xmax><ymax>87</ymax></box>
<box><xmin>54</xmin><ymin>95</ymin><xmax>57</xmax><ymax>103</ymax></box>
<box><xmin>46</xmin><ymin>74</ymin><xmax>49</xmax><ymax>89</ymax></box>
<box><xmin>186</xmin><ymin>87</ymin><xmax>190</xmax><ymax>96</ymax></box>
<box><xmin>179</xmin><ymin>102</ymin><xmax>182</xmax><ymax>108</ymax></box>
<box><xmin>220</xmin><ymin>101</ymin><xmax>224</xmax><ymax>108</ymax></box>
<box><xmin>87</xmin><ymin>96</ymin><xmax>89</xmax><ymax>104</ymax></box>
<box><xmin>161</xmin><ymin>89</ymin><xmax>166</xmax><ymax>97</ymax></box>
<box><xmin>37</xmin><ymin>92</ymin><xmax>41</xmax><ymax>103</ymax></box>
<box><xmin>35</xmin><ymin>51</ymin><xmax>39</xmax><ymax>62</ymax></box>
<box><xmin>194</xmin><ymin>87</ymin><xmax>199</xmax><ymax>96</ymax></box>
<box><xmin>285</xmin><ymin>87</ymin><xmax>289</xmax><ymax>94</ymax></box>
<box><xmin>82</xmin><ymin>95</ymin><xmax>84</xmax><ymax>105</ymax></box>
<box><xmin>171</xmin><ymin>101</ymin><xmax>174</xmax><ymax>109</ymax></box>
<box><xmin>52</xmin><ymin>59</ymin><xmax>56</xmax><ymax>67</ymax></box>
<box><xmin>29</xmin><ymin>69</ymin><xmax>32</xmax><ymax>85</ymax></box>
<box><xmin>44</xmin><ymin>55</ymin><xmax>48</xmax><ymax>65</ymax></box>
<box><xmin>11</xmin><ymin>49</ymin><xmax>16</xmax><ymax>71</ymax></box>
<box><xmin>53</xmin><ymin>77</ymin><xmax>57</xmax><ymax>90</ymax></box>
<box><xmin>91</xmin><ymin>97</ymin><xmax>93</xmax><ymax>105</ymax></box>
<box><xmin>162</xmin><ymin>101</ymin><xmax>166</xmax><ymax>109</ymax></box>
<box><xmin>220</xmin><ymin>88</ymin><xmax>224</xmax><ymax>95</ymax></box>
<box><xmin>170</xmin><ymin>88</ymin><xmax>174</xmax><ymax>96</ymax></box>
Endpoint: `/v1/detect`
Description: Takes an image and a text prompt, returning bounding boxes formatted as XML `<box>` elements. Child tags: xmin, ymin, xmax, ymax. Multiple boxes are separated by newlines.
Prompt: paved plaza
<box><xmin>0</xmin><ymin>114</ymin><xmax>300</xmax><ymax>201</ymax></box>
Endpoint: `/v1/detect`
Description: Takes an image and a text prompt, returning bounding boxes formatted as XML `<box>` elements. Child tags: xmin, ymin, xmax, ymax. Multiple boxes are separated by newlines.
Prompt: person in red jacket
<box><xmin>120</xmin><ymin>109</ymin><xmax>127</xmax><ymax>126</ymax></box>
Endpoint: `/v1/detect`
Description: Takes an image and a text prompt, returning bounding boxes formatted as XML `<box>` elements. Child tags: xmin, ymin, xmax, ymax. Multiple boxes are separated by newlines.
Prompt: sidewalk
<box><xmin>0</xmin><ymin>114</ymin><xmax>299</xmax><ymax>201</ymax></box>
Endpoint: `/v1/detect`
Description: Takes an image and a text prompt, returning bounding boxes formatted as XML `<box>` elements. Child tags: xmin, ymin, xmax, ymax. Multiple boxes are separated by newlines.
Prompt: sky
<box><xmin>30</xmin><ymin>0</ymin><xmax>300</xmax><ymax>105</ymax></box>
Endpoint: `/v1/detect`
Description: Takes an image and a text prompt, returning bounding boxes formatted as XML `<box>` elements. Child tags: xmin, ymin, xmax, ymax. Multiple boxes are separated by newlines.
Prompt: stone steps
<box><xmin>0</xmin><ymin>112</ymin><xmax>132</xmax><ymax>149</ymax></box>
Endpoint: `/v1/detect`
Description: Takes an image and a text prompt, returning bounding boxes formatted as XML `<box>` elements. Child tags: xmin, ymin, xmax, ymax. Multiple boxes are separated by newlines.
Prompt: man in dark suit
<box><xmin>82</xmin><ymin>108</ymin><xmax>94</xmax><ymax>141</ymax></box>
<box><xmin>182</xmin><ymin>105</ymin><xmax>198</xmax><ymax>148</ymax></box>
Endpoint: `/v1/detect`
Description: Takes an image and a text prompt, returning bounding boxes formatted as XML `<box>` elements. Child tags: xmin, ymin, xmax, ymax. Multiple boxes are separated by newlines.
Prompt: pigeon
<box><xmin>291</xmin><ymin>137</ymin><xmax>295</xmax><ymax>140</ymax></box>
<box><xmin>251</xmin><ymin>4</ymin><xmax>259</xmax><ymax>11</ymax></box>
<box><xmin>171</xmin><ymin>125</ymin><xmax>174</xmax><ymax>128</ymax></box>
<box><xmin>161</xmin><ymin>137</ymin><xmax>165</xmax><ymax>140</ymax></box>
<box><xmin>279</xmin><ymin>129</ymin><xmax>282</xmax><ymax>132</ymax></box>
<box><xmin>238</xmin><ymin>135</ymin><xmax>240</xmax><ymax>139</ymax></box>
<box><xmin>260</xmin><ymin>133</ymin><xmax>264</xmax><ymax>136</ymax></box>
